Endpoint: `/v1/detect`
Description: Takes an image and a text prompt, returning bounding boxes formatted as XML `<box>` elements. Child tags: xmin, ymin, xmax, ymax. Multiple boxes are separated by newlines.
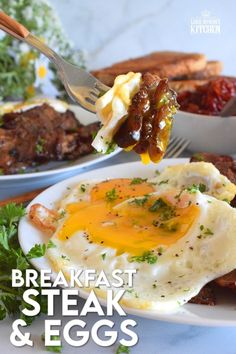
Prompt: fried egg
<box><xmin>46</xmin><ymin>162</ymin><xmax>236</xmax><ymax>313</ymax></box>
<box><xmin>150</xmin><ymin>161</ymin><xmax>236</xmax><ymax>202</ymax></box>
<box><xmin>92</xmin><ymin>72</ymin><xmax>141</xmax><ymax>153</ymax></box>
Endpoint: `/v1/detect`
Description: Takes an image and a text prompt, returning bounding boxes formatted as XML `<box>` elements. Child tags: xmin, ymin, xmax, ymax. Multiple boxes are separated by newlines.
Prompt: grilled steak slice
<box><xmin>214</xmin><ymin>270</ymin><xmax>236</xmax><ymax>289</ymax></box>
<box><xmin>114</xmin><ymin>72</ymin><xmax>178</xmax><ymax>163</ymax></box>
<box><xmin>0</xmin><ymin>104</ymin><xmax>100</xmax><ymax>174</ymax></box>
<box><xmin>57</xmin><ymin>122</ymin><xmax>100</xmax><ymax>159</ymax></box>
<box><xmin>190</xmin><ymin>152</ymin><xmax>236</xmax><ymax>291</ymax></box>
<box><xmin>189</xmin><ymin>284</ymin><xmax>216</xmax><ymax>306</ymax></box>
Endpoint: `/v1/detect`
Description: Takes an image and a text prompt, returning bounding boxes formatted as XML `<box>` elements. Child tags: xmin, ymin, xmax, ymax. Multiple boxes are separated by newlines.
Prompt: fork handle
<box><xmin>0</xmin><ymin>11</ymin><xmax>62</xmax><ymax>66</ymax></box>
<box><xmin>0</xmin><ymin>11</ymin><xmax>29</xmax><ymax>39</ymax></box>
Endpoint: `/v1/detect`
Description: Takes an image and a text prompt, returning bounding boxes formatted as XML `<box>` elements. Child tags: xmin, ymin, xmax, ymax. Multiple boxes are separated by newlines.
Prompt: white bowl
<box><xmin>172</xmin><ymin>110</ymin><xmax>236</xmax><ymax>154</ymax></box>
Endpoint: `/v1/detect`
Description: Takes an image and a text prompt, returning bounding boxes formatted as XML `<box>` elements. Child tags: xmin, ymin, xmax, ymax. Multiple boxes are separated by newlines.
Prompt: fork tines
<box><xmin>164</xmin><ymin>136</ymin><xmax>190</xmax><ymax>158</ymax></box>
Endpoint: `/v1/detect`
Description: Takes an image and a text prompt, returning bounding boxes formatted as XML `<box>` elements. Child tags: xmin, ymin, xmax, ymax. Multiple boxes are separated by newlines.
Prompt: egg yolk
<box><xmin>58</xmin><ymin>179</ymin><xmax>199</xmax><ymax>256</ymax></box>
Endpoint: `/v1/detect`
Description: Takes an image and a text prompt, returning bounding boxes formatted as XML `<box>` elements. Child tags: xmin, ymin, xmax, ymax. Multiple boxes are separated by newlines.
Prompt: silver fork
<box><xmin>164</xmin><ymin>136</ymin><xmax>190</xmax><ymax>158</ymax></box>
<box><xmin>0</xmin><ymin>11</ymin><xmax>109</xmax><ymax>113</ymax></box>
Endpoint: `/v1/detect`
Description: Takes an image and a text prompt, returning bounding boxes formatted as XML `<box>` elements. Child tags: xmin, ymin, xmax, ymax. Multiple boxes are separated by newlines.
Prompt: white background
<box><xmin>51</xmin><ymin>0</ymin><xmax>236</xmax><ymax>75</ymax></box>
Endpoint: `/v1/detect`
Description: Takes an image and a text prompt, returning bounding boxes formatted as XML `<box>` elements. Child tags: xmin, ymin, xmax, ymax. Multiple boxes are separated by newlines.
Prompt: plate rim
<box><xmin>18</xmin><ymin>158</ymin><xmax>236</xmax><ymax>327</ymax></box>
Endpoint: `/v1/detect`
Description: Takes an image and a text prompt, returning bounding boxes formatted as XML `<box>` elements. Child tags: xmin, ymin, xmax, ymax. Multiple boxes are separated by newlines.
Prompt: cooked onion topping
<box><xmin>114</xmin><ymin>73</ymin><xmax>179</xmax><ymax>163</ymax></box>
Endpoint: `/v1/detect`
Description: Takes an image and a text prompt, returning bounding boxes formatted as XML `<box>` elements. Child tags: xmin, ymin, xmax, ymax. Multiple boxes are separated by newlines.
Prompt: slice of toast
<box><xmin>169</xmin><ymin>79</ymin><xmax>208</xmax><ymax>92</ymax></box>
<box><xmin>91</xmin><ymin>51</ymin><xmax>207</xmax><ymax>86</ymax></box>
<box><xmin>173</xmin><ymin>60</ymin><xmax>223</xmax><ymax>80</ymax></box>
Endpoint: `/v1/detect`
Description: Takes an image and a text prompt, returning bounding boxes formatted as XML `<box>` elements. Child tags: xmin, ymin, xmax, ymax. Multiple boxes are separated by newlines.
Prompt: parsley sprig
<box><xmin>0</xmin><ymin>203</ymin><xmax>53</xmax><ymax>324</ymax></box>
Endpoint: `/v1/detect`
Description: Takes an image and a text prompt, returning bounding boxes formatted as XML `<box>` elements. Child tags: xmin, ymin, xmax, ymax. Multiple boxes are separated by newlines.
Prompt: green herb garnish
<box><xmin>186</xmin><ymin>183</ymin><xmax>207</xmax><ymax>194</ymax></box>
<box><xmin>61</xmin><ymin>255</ymin><xmax>70</xmax><ymax>261</ymax></box>
<box><xmin>80</xmin><ymin>184</ymin><xmax>86</xmax><ymax>193</ymax></box>
<box><xmin>101</xmin><ymin>253</ymin><xmax>106</xmax><ymax>260</ymax></box>
<box><xmin>26</xmin><ymin>240</ymin><xmax>55</xmax><ymax>259</ymax></box>
<box><xmin>0</xmin><ymin>203</ymin><xmax>49</xmax><ymax>324</ymax></box>
<box><xmin>192</xmin><ymin>153</ymin><xmax>205</xmax><ymax>161</ymax></box>
<box><xmin>130</xmin><ymin>178</ymin><xmax>147</xmax><ymax>185</ymax></box>
<box><xmin>105</xmin><ymin>188</ymin><xmax>118</xmax><ymax>202</ymax></box>
<box><xmin>130</xmin><ymin>251</ymin><xmax>157</xmax><ymax>264</ymax></box>
<box><xmin>160</xmin><ymin>222</ymin><xmax>179</xmax><ymax>233</ymax></box>
<box><xmin>132</xmin><ymin>196</ymin><xmax>149</xmax><ymax>206</ymax></box>
<box><xmin>26</xmin><ymin>244</ymin><xmax>46</xmax><ymax>260</ymax></box>
<box><xmin>116</xmin><ymin>344</ymin><xmax>130</xmax><ymax>354</ymax></box>
<box><xmin>35</xmin><ymin>137</ymin><xmax>46</xmax><ymax>154</ymax></box>
<box><xmin>105</xmin><ymin>141</ymin><xmax>116</xmax><ymax>154</ymax></box>
<box><xmin>149</xmin><ymin>198</ymin><xmax>176</xmax><ymax>221</ymax></box>
<box><xmin>158</xmin><ymin>179</ymin><xmax>169</xmax><ymax>185</ymax></box>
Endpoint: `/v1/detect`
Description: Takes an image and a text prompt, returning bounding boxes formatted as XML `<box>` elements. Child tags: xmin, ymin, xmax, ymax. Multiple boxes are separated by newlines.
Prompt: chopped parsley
<box><xmin>186</xmin><ymin>183</ymin><xmax>207</xmax><ymax>194</ymax></box>
<box><xmin>35</xmin><ymin>137</ymin><xmax>45</xmax><ymax>154</ymax></box>
<box><xmin>130</xmin><ymin>177</ymin><xmax>147</xmax><ymax>185</ymax></box>
<box><xmin>57</xmin><ymin>210</ymin><xmax>66</xmax><ymax>219</ymax></box>
<box><xmin>105</xmin><ymin>141</ymin><xmax>116</xmax><ymax>155</ymax></box>
<box><xmin>105</xmin><ymin>188</ymin><xmax>118</xmax><ymax>202</ymax></box>
<box><xmin>101</xmin><ymin>253</ymin><xmax>106</xmax><ymax>260</ymax></box>
<box><xmin>155</xmin><ymin>169</ymin><xmax>160</xmax><ymax>175</ymax></box>
<box><xmin>160</xmin><ymin>222</ymin><xmax>179</xmax><ymax>233</ymax></box>
<box><xmin>116</xmin><ymin>344</ymin><xmax>130</xmax><ymax>354</ymax></box>
<box><xmin>158</xmin><ymin>179</ymin><xmax>169</xmax><ymax>185</ymax></box>
<box><xmin>149</xmin><ymin>198</ymin><xmax>176</xmax><ymax>221</ymax></box>
<box><xmin>80</xmin><ymin>184</ymin><xmax>86</xmax><ymax>193</ymax></box>
<box><xmin>192</xmin><ymin>153</ymin><xmax>205</xmax><ymax>162</ymax></box>
<box><xmin>198</xmin><ymin>225</ymin><xmax>214</xmax><ymax>238</ymax></box>
<box><xmin>200</xmin><ymin>225</ymin><xmax>214</xmax><ymax>235</ymax></box>
<box><xmin>175</xmin><ymin>183</ymin><xmax>207</xmax><ymax>201</ymax></box>
<box><xmin>61</xmin><ymin>255</ymin><xmax>70</xmax><ymax>261</ymax></box>
<box><xmin>204</xmin><ymin>228</ymin><xmax>214</xmax><ymax>235</ymax></box>
<box><xmin>130</xmin><ymin>251</ymin><xmax>158</xmax><ymax>264</ymax></box>
<box><xmin>149</xmin><ymin>198</ymin><xmax>167</xmax><ymax>212</ymax></box>
<box><xmin>132</xmin><ymin>195</ymin><xmax>149</xmax><ymax>206</ymax></box>
<box><xmin>91</xmin><ymin>131</ymin><xmax>98</xmax><ymax>140</ymax></box>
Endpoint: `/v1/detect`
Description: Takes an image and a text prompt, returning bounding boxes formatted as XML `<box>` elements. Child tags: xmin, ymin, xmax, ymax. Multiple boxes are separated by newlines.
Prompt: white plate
<box><xmin>173</xmin><ymin>110</ymin><xmax>236</xmax><ymax>155</ymax></box>
<box><xmin>0</xmin><ymin>104</ymin><xmax>120</xmax><ymax>199</ymax></box>
<box><xmin>19</xmin><ymin>158</ymin><xmax>236</xmax><ymax>327</ymax></box>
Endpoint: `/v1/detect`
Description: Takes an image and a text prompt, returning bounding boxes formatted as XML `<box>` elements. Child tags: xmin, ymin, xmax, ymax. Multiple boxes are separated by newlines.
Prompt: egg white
<box><xmin>150</xmin><ymin>161</ymin><xmax>236</xmax><ymax>202</ymax></box>
<box><xmin>92</xmin><ymin>72</ymin><xmax>142</xmax><ymax>153</ymax></box>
